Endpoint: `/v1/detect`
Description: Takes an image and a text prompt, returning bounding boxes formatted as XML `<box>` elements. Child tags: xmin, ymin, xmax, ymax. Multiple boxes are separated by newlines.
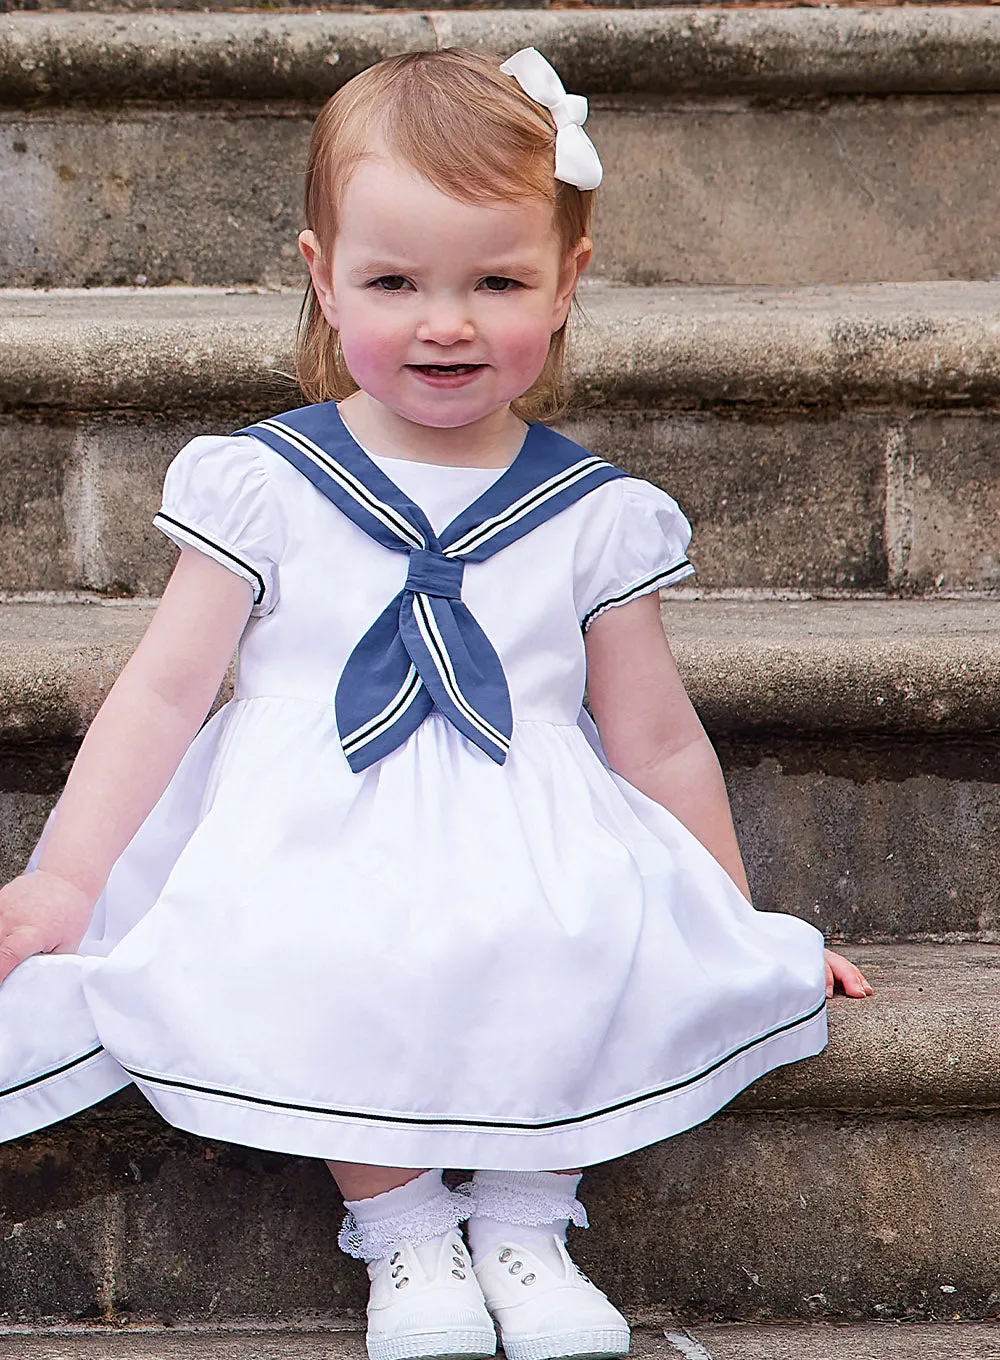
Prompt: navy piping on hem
<box><xmin>154</xmin><ymin>511</ymin><xmax>266</xmax><ymax>606</ymax></box>
<box><xmin>581</xmin><ymin>560</ymin><xmax>693</xmax><ymax>631</ymax></box>
<box><xmin>0</xmin><ymin>1045</ymin><xmax>106</xmax><ymax>1100</ymax></box>
<box><xmin>122</xmin><ymin>999</ymin><xmax>826</xmax><ymax>1132</ymax></box>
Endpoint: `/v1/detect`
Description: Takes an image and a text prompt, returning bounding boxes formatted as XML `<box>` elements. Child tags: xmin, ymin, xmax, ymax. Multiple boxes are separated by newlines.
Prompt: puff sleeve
<box><xmin>577</xmin><ymin>478</ymin><xmax>694</xmax><ymax>631</ymax></box>
<box><xmin>153</xmin><ymin>435</ymin><xmax>287</xmax><ymax>616</ymax></box>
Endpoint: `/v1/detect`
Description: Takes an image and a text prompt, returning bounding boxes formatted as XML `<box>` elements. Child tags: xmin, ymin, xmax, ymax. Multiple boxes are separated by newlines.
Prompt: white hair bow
<box><xmin>500</xmin><ymin>47</ymin><xmax>604</xmax><ymax>191</ymax></box>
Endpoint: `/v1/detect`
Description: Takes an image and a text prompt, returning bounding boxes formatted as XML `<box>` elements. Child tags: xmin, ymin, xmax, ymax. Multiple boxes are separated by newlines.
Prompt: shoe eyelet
<box><xmin>392</xmin><ymin>1265</ymin><xmax>404</xmax><ymax>1278</ymax></box>
<box><xmin>509</xmin><ymin>1261</ymin><xmax>523</xmax><ymax>1275</ymax></box>
<box><xmin>395</xmin><ymin>1277</ymin><xmax>410</xmax><ymax>1290</ymax></box>
<box><xmin>390</xmin><ymin>1252</ymin><xmax>401</xmax><ymax>1265</ymax></box>
<box><xmin>452</xmin><ymin>1269</ymin><xmax>466</xmax><ymax>1280</ymax></box>
<box><xmin>499</xmin><ymin>1249</ymin><xmax>512</xmax><ymax>1263</ymax></box>
<box><xmin>522</xmin><ymin>1275</ymin><xmax>536</xmax><ymax>1286</ymax></box>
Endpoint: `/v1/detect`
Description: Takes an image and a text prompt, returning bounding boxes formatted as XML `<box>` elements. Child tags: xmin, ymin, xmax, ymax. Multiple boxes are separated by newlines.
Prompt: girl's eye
<box><xmin>372</xmin><ymin>276</ymin><xmax>410</xmax><ymax>292</ymax></box>
<box><xmin>480</xmin><ymin>276</ymin><xmax>519</xmax><ymax>293</ymax></box>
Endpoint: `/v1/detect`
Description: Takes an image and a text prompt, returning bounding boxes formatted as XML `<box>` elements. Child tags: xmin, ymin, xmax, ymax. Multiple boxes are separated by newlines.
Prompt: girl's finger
<box><xmin>839</xmin><ymin>966</ymin><xmax>873</xmax><ymax>998</ymax></box>
<box><xmin>0</xmin><ymin>924</ymin><xmax>46</xmax><ymax>985</ymax></box>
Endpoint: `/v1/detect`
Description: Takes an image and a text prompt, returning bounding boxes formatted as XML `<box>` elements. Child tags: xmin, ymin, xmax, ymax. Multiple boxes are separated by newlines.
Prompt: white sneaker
<box><xmin>474</xmin><ymin>1237</ymin><xmax>630</xmax><ymax>1360</ymax></box>
<box><xmin>366</xmin><ymin>1233</ymin><xmax>498</xmax><ymax>1360</ymax></box>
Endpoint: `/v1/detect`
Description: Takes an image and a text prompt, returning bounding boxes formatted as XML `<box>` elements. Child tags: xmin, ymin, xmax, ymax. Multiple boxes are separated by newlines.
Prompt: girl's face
<box><xmin>300</xmin><ymin>154</ymin><xmax>590</xmax><ymax>436</ymax></box>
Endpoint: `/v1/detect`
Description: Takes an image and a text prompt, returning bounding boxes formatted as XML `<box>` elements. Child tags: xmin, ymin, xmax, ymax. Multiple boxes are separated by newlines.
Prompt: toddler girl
<box><xmin>0</xmin><ymin>46</ymin><xmax>871</xmax><ymax>1360</ymax></box>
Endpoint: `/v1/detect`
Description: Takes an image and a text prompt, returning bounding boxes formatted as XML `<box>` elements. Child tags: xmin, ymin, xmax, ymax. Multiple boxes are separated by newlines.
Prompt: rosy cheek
<box><xmin>339</xmin><ymin>312</ymin><xmax>398</xmax><ymax>385</ymax></box>
<box><xmin>503</xmin><ymin>328</ymin><xmax>554</xmax><ymax>382</ymax></box>
<box><xmin>340</xmin><ymin>336</ymin><xmax>384</xmax><ymax>386</ymax></box>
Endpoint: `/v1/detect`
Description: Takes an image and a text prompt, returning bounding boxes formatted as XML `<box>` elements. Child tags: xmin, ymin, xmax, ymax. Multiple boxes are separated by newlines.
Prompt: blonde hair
<box><xmin>296</xmin><ymin>48</ymin><xmax>595</xmax><ymax>423</ymax></box>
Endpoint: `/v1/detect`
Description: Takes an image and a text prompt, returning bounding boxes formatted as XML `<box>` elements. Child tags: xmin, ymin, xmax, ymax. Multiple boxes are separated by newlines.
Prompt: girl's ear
<box><xmin>551</xmin><ymin>237</ymin><xmax>593</xmax><ymax>333</ymax></box>
<box><xmin>299</xmin><ymin>230</ymin><xmax>339</xmax><ymax>328</ymax></box>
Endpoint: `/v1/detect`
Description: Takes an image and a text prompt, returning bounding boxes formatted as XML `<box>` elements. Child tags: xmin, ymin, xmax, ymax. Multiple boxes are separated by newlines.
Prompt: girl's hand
<box><xmin>0</xmin><ymin>871</ymin><xmax>95</xmax><ymax>985</ymax></box>
<box><xmin>824</xmin><ymin>947</ymin><xmax>873</xmax><ymax>999</ymax></box>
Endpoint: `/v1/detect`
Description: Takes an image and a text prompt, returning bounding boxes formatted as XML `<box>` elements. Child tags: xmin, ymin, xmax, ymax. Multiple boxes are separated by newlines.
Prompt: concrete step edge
<box><xmin>5</xmin><ymin>282</ymin><xmax>1000</xmax><ymax>413</ymax></box>
<box><xmin>4</xmin><ymin>597</ymin><xmax>1000</xmax><ymax>746</ymax></box>
<box><xmin>4</xmin><ymin>1321</ymin><xmax>1000</xmax><ymax>1360</ymax></box>
<box><xmin>6</xmin><ymin>7</ymin><xmax>1000</xmax><ymax>104</ymax></box>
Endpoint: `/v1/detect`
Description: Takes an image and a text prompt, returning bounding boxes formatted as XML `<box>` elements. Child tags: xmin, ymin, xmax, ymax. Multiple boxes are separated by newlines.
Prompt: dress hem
<box><xmin>0</xmin><ymin>1048</ymin><xmax>132</xmax><ymax>1143</ymax></box>
<box><xmin>121</xmin><ymin>1005</ymin><xmax>827</xmax><ymax>1170</ymax></box>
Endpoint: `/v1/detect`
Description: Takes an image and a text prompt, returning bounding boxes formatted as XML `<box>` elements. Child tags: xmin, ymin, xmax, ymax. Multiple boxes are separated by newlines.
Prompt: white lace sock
<box><xmin>466</xmin><ymin>1170</ymin><xmax>588</xmax><ymax>1272</ymax></box>
<box><xmin>339</xmin><ymin>1168</ymin><xmax>473</xmax><ymax>1263</ymax></box>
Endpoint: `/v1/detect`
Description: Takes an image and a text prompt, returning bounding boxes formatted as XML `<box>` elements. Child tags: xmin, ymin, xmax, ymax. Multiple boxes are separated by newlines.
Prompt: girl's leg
<box><xmin>326</xmin><ymin>1162</ymin><xmax>474</xmax><ymax>1262</ymax></box>
<box><xmin>327</xmin><ymin>1161</ymin><xmax>427</xmax><ymax>1201</ymax></box>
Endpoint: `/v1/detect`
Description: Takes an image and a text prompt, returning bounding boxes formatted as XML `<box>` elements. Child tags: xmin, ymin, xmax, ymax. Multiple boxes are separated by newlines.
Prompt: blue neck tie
<box><xmin>240</xmin><ymin>404</ymin><xmax>626</xmax><ymax>772</ymax></box>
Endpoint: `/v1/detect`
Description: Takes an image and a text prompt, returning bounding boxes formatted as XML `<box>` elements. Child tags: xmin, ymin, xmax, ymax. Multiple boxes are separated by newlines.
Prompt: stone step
<box><xmin>1</xmin><ymin>943</ymin><xmax>998</xmax><ymax>1323</ymax></box>
<box><xmin>4</xmin><ymin>1324</ymin><xmax>1000</xmax><ymax>1360</ymax></box>
<box><xmin>4</xmin><ymin>282</ymin><xmax>1000</xmax><ymax>597</ymax></box>
<box><xmin>4</xmin><ymin>9</ymin><xmax>1000</xmax><ymax>286</ymax></box>
<box><xmin>3</xmin><ymin>596</ymin><xmax>1000</xmax><ymax>942</ymax></box>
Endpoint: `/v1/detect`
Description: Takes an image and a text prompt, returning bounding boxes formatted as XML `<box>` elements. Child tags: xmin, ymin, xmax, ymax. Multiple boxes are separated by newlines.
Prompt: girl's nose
<box><xmin>415</xmin><ymin>300</ymin><xmax>475</xmax><ymax>346</ymax></box>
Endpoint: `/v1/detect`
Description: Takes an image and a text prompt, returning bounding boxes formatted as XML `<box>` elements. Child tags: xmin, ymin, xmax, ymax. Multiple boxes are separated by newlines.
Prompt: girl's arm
<box><xmin>0</xmin><ymin>549</ymin><xmax>253</xmax><ymax>983</ymax></box>
<box><xmin>585</xmin><ymin>592</ymin><xmax>872</xmax><ymax>999</ymax></box>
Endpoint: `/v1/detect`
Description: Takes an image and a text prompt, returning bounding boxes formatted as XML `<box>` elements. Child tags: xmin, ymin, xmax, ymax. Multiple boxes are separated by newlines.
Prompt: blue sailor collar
<box><xmin>240</xmin><ymin>402</ymin><xmax>626</xmax><ymax>772</ymax></box>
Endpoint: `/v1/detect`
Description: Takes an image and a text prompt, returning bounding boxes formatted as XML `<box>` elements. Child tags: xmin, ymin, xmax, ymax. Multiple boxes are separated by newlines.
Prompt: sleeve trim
<box><xmin>581</xmin><ymin>560</ymin><xmax>694</xmax><ymax>632</ymax></box>
<box><xmin>154</xmin><ymin>511</ymin><xmax>267</xmax><ymax>607</ymax></box>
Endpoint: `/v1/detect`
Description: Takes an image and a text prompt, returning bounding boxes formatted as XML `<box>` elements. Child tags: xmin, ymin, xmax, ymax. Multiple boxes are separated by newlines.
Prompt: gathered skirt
<box><xmin>0</xmin><ymin>699</ymin><xmax>827</xmax><ymax>1167</ymax></box>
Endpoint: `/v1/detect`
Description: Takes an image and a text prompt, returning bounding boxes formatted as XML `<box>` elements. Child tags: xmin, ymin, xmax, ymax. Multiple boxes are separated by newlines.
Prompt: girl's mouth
<box><xmin>409</xmin><ymin>363</ymin><xmax>483</xmax><ymax>376</ymax></box>
<box><xmin>408</xmin><ymin>363</ymin><xmax>486</xmax><ymax>387</ymax></box>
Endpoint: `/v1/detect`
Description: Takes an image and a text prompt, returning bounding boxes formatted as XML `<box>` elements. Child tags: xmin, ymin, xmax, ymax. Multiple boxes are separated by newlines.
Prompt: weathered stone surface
<box><xmin>727</xmin><ymin>737</ymin><xmax>1000</xmax><ymax>943</ymax></box>
<box><xmin>581</xmin><ymin>1107</ymin><xmax>1000</xmax><ymax>1321</ymax></box>
<box><xmin>8</xmin><ymin>96</ymin><xmax>1000</xmax><ymax>286</ymax></box>
<box><xmin>0</xmin><ymin>788</ymin><xmax>54</xmax><ymax>887</ymax></box>
<box><xmin>0</xmin><ymin>291</ymin><xmax>297</xmax><ymax>413</ymax></box>
<box><xmin>0</xmin><ymin>1194</ymin><xmax>115</xmax><ymax>1327</ymax></box>
<box><xmin>584</xmin><ymin>95</ymin><xmax>1000</xmax><ymax>288</ymax></box>
<box><xmin>7</xmin><ymin>1326</ymin><xmax>1000</xmax><ymax>1360</ymax></box>
<box><xmin>680</xmin><ymin>1324</ymin><xmax>1000</xmax><ymax>1360</ymax></box>
<box><xmin>1</xmin><ymin>113</ymin><xmax>313</xmax><ymax>291</ymax></box>
<box><xmin>892</xmin><ymin>414</ymin><xmax>1000</xmax><ymax>594</ymax></box>
<box><xmin>0</xmin><ymin>417</ymin><xmax>75</xmax><ymax>592</ymax></box>
<box><xmin>7</xmin><ymin>11</ymin><xmax>1000</xmax><ymax>105</ymax></box>
<box><xmin>0</xmin><ymin>415</ymin><xmax>251</xmax><ymax>597</ymax></box>
<box><xmin>7</xmin><ymin>283</ymin><xmax>1000</xmax><ymax>414</ymax></box>
<box><xmin>0</xmin><ymin>601</ymin><xmax>154</xmax><ymax>745</ymax></box>
<box><xmin>564</xmin><ymin>281</ymin><xmax>1000</xmax><ymax>408</ymax></box>
<box><xmin>662</xmin><ymin>599</ymin><xmax>1000</xmax><ymax>737</ymax></box>
<box><xmin>5</xmin><ymin>1327</ymin><xmax>1000</xmax><ymax>1360</ymax></box>
<box><xmin>567</xmin><ymin>412</ymin><xmax>890</xmax><ymax>593</ymax></box>
<box><xmin>731</xmin><ymin>945</ymin><xmax>1000</xmax><ymax>1111</ymax></box>
<box><xmin>0</xmin><ymin>1335</ymin><xmax>372</xmax><ymax>1360</ymax></box>
<box><xmin>0</xmin><ymin>14</ymin><xmax>436</xmax><ymax>105</ymax></box>
<box><xmin>0</xmin><ymin>1101</ymin><xmax>361</xmax><ymax>1325</ymax></box>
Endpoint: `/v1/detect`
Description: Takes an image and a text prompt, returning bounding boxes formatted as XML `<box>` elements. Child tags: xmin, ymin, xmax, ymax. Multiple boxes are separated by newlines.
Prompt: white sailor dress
<box><xmin>0</xmin><ymin>404</ymin><xmax>828</xmax><ymax>1169</ymax></box>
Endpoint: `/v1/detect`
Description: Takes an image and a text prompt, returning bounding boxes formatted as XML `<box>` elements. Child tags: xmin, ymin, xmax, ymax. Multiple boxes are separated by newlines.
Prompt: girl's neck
<box><xmin>338</xmin><ymin>392</ymin><xmax>526</xmax><ymax>469</ymax></box>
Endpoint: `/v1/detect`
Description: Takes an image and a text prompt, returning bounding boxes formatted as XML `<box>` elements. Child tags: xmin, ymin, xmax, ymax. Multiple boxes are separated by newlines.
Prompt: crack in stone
<box><xmin>664</xmin><ymin>1330</ymin><xmax>715</xmax><ymax>1360</ymax></box>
